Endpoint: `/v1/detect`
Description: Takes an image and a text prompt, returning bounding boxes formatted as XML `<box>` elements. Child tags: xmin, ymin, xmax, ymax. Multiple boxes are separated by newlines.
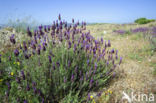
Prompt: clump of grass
<box><xmin>0</xmin><ymin>15</ymin><xmax>122</xmax><ymax>103</ymax></box>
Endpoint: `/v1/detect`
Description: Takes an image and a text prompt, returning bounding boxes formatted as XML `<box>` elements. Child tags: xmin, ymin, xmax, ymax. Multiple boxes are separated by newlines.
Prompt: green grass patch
<box><xmin>128</xmin><ymin>53</ymin><xmax>143</xmax><ymax>61</ymax></box>
<box><xmin>130</xmin><ymin>34</ymin><xmax>143</xmax><ymax>40</ymax></box>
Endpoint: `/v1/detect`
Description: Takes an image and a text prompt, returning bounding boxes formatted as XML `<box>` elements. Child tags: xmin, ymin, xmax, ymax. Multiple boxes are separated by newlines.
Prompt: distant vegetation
<box><xmin>135</xmin><ymin>18</ymin><xmax>155</xmax><ymax>24</ymax></box>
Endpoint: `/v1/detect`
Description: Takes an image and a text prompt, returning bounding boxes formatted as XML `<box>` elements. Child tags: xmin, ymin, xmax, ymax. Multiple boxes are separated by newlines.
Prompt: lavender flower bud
<box><xmin>32</xmin><ymin>81</ymin><xmax>37</xmax><ymax>87</ymax></box>
<box><xmin>89</xmin><ymin>78</ymin><xmax>94</xmax><ymax>87</ymax></box>
<box><xmin>108</xmin><ymin>40</ymin><xmax>111</xmax><ymax>47</ymax></box>
<box><xmin>58</xmin><ymin>14</ymin><xmax>61</xmax><ymax>20</ymax></box>
<box><xmin>26</xmin><ymin>84</ymin><xmax>30</xmax><ymax>91</ymax></box>
<box><xmin>16</xmin><ymin>77</ymin><xmax>21</xmax><ymax>83</ymax></box>
<box><xmin>56</xmin><ymin>61</ymin><xmax>60</xmax><ymax>67</ymax></box>
<box><xmin>72</xmin><ymin>18</ymin><xmax>74</xmax><ymax>23</ymax></box>
<box><xmin>119</xmin><ymin>57</ymin><xmax>123</xmax><ymax>65</ymax></box>
<box><xmin>71</xmin><ymin>74</ymin><xmax>74</xmax><ymax>82</ymax></box>
<box><xmin>27</xmin><ymin>27</ymin><xmax>32</xmax><ymax>37</ymax></box>
<box><xmin>87</xmin><ymin>59</ymin><xmax>89</xmax><ymax>65</ymax></box>
<box><xmin>52</xmin><ymin>62</ymin><xmax>55</xmax><ymax>70</ymax></box>
<box><xmin>10</xmin><ymin>34</ymin><xmax>16</xmax><ymax>44</ymax></box>
<box><xmin>14</xmin><ymin>49</ymin><xmax>19</xmax><ymax>56</ymax></box>
<box><xmin>48</xmin><ymin>56</ymin><xmax>52</xmax><ymax>63</ymax></box>
<box><xmin>23</xmin><ymin>100</ymin><xmax>28</xmax><ymax>103</ymax></box>
<box><xmin>33</xmin><ymin>87</ymin><xmax>37</xmax><ymax>94</ymax></box>
<box><xmin>6</xmin><ymin>82</ymin><xmax>11</xmax><ymax>90</ymax></box>
<box><xmin>42</xmin><ymin>98</ymin><xmax>44</xmax><ymax>103</ymax></box>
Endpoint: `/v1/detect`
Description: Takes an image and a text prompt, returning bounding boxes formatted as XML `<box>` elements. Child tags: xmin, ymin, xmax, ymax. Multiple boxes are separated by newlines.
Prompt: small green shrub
<box><xmin>135</xmin><ymin>18</ymin><xmax>155</xmax><ymax>24</ymax></box>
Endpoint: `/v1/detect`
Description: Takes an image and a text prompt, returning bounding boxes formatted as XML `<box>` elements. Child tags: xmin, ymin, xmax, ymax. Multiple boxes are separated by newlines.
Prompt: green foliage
<box><xmin>0</xmin><ymin>40</ymin><xmax>117</xmax><ymax>102</ymax></box>
<box><xmin>135</xmin><ymin>18</ymin><xmax>155</xmax><ymax>24</ymax></box>
<box><xmin>0</xmin><ymin>16</ymin><xmax>120</xmax><ymax>102</ymax></box>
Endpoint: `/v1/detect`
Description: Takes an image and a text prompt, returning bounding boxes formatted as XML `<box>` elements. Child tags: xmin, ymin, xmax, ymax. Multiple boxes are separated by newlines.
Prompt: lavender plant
<box><xmin>0</xmin><ymin>15</ymin><xmax>122</xmax><ymax>103</ymax></box>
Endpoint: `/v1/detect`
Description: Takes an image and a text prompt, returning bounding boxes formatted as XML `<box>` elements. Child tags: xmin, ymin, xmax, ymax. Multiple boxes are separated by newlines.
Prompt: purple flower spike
<box><xmin>16</xmin><ymin>77</ymin><xmax>21</xmax><ymax>83</ymax></box>
<box><xmin>90</xmin><ymin>78</ymin><xmax>94</xmax><ymax>87</ymax></box>
<box><xmin>93</xmin><ymin>48</ymin><xmax>96</xmax><ymax>54</ymax></box>
<box><xmin>48</xmin><ymin>56</ymin><xmax>52</xmax><ymax>63</ymax></box>
<box><xmin>52</xmin><ymin>62</ymin><xmax>56</xmax><ymax>70</ymax></box>
<box><xmin>24</xmin><ymin>54</ymin><xmax>29</xmax><ymax>59</ymax></box>
<box><xmin>72</xmin><ymin>18</ymin><xmax>74</xmax><ymax>23</ymax></box>
<box><xmin>119</xmin><ymin>57</ymin><xmax>123</xmax><ymax>65</ymax></box>
<box><xmin>37</xmin><ymin>47</ymin><xmax>41</xmax><ymax>55</ymax></box>
<box><xmin>14</xmin><ymin>49</ymin><xmax>19</xmax><ymax>56</ymax></box>
<box><xmin>23</xmin><ymin>100</ymin><xmax>28</xmax><ymax>103</ymax></box>
<box><xmin>42</xmin><ymin>98</ymin><xmax>44</xmax><ymax>103</ymax></box>
<box><xmin>32</xmin><ymin>81</ymin><xmax>37</xmax><ymax>87</ymax></box>
<box><xmin>21</xmin><ymin>70</ymin><xmax>24</xmax><ymax>76</ymax></box>
<box><xmin>111</xmin><ymin>49</ymin><xmax>115</xmax><ymax>53</ymax></box>
<box><xmin>42</xmin><ymin>44</ymin><xmax>46</xmax><ymax>51</ymax></box>
<box><xmin>10</xmin><ymin>34</ymin><xmax>16</xmax><ymax>44</ymax></box>
<box><xmin>112</xmin><ymin>72</ymin><xmax>116</xmax><ymax>78</ymax></box>
<box><xmin>97</xmin><ymin>91</ymin><xmax>102</xmax><ymax>97</ymax></box>
<box><xmin>23</xmin><ymin>41</ymin><xmax>27</xmax><ymax>51</ymax></box>
<box><xmin>108</xmin><ymin>40</ymin><xmax>111</xmax><ymax>47</ymax></box>
<box><xmin>21</xmin><ymin>70</ymin><xmax>25</xmax><ymax>80</ymax></box>
<box><xmin>33</xmin><ymin>87</ymin><xmax>37</xmax><ymax>94</ymax></box>
<box><xmin>74</xmin><ymin>44</ymin><xmax>77</xmax><ymax>52</ymax></box>
<box><xmin>56</xmin><ymin>61</ymin><xmax>60</xmax><ymax>67</ymax></box>
<box><xmin>87</xmin><ymin>93</ymin><xmax>91</xmax><ymax>100</ymax></box>
<box><xmin>116</xmin><ymin>54</ymin><xmax>118</xmax><ymax>60</ymax></box>
<box><xmin>71</xmin><ymin>74</ymin><xmax>74</xmax><ymax>82</ymax></box>
<box><xmin>94</xmin><ymin>62</ymin><xmax>97</xmax><ymax>69</ymax></box>
<box><xmin>101</xmin><ymin>38</ymin><xmax>103</xmax><ymax>44</ymax></box>
<box><xmin>106</xmin><ymin>61</ymin><xmax>109</xmax><ymax>66</ymax></box>
<box><xmin>116</xmin><ymin>50</ymin><xmax>118</xmax><ymax>55</ymax></box>
<box><xmin>58</xmin><ymin>14</ymin><xmax>61</xmax><ymax>20</ymax></box>
<box><xmin>26</xmin><ymin>84</ymin><xmax>30</xmax><ymax>91</ymax></box>
<box><xmin>27</xmin><ymin>27</ymin><xmax>32</xmax><ymax>37</ymax></box>
<box><xmin>44</xmin><ymin>25</ymin><xmax>47</xmax><ymax>32</ymax></box>
<box><xmin>87</xmin><ymin>59</ymin><xmax>89</xmax><ymax>65</ymax></box>
<box><xmin>8</xmin><ymin>56</ymin><xmax>11</xmax><ymax>61</ymax></box>
<box><xmin>6</xmin><ymin>82</ymin><xmax>11</xmax><ymax>90</ymax></box>
<box><xmin>68</xmin><ymin>41</ymin><xmax>72</xmax><ymax>49</ymax></box>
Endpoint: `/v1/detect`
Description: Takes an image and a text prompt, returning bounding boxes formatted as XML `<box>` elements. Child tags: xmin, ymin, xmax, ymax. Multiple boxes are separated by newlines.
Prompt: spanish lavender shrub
<box><xmin>0</xmin><ymin>15</ymin><xmax>122</xmax><ymax>103</ymax></box>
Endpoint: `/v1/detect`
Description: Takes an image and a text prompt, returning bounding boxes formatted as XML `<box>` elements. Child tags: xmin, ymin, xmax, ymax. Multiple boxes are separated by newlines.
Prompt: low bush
<box><xmin>0</xmin><ymin>15</ymin><xmax>122</xmax><ymax>103</ymax></box>
<box><xmin>135</xmin><ymin>18</ymin><xmax>155</xmax><ymax>24</ymax></box>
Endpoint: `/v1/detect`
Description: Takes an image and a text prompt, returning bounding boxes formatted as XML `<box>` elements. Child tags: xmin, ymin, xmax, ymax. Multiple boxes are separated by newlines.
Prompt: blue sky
<box><xmin>0</xmin><ymin>0</ymin><xmax>156</xmax><ymax>24</ymax></box>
